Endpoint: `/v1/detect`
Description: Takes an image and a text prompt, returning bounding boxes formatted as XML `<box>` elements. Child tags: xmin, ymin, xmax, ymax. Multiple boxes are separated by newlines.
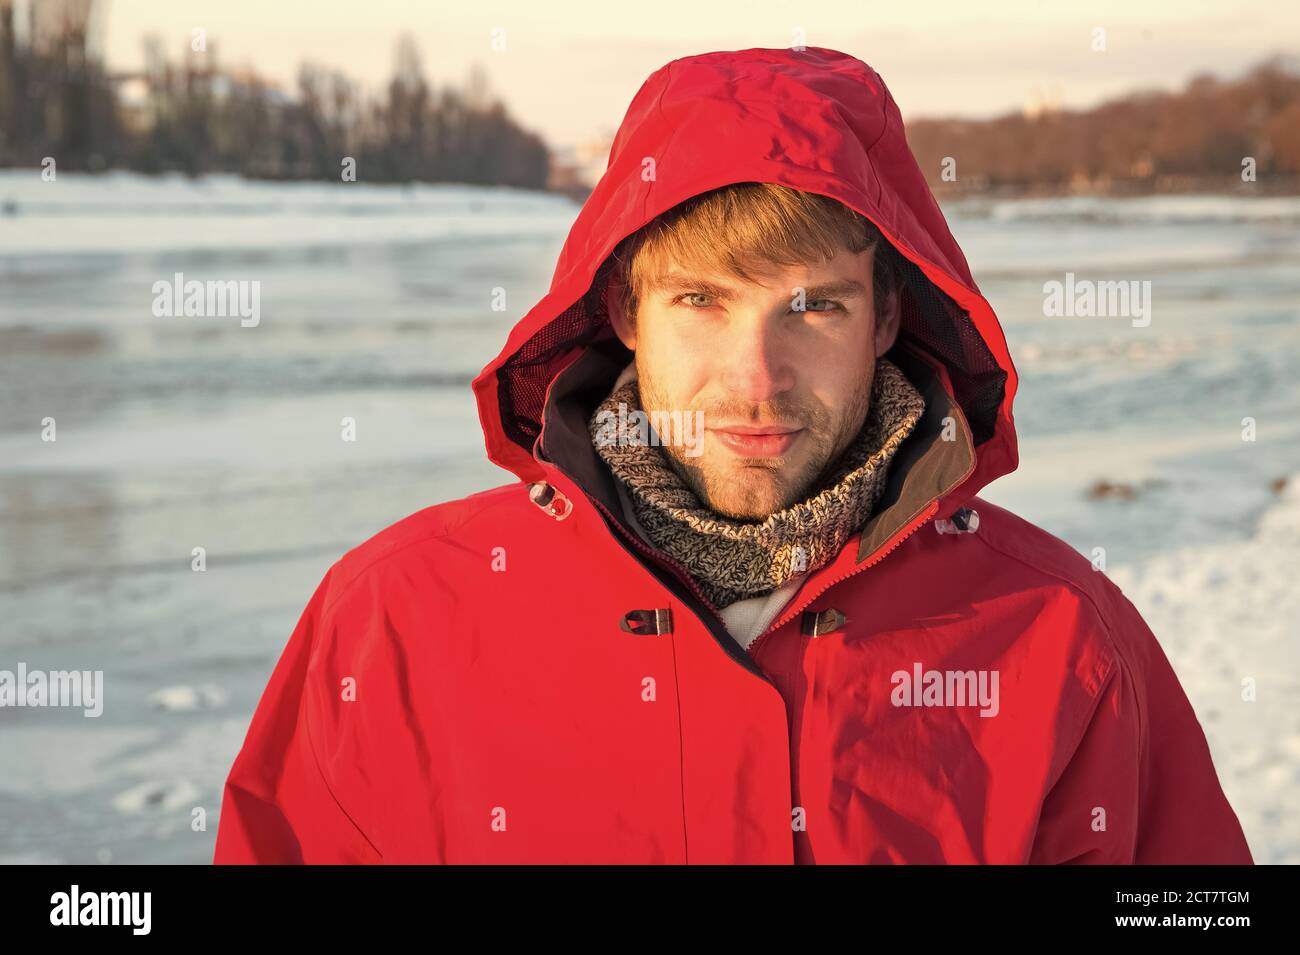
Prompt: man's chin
<box><xmin>691</xmin><ymin>463</ymin><xmax>802</xmax><ymax>520</ymax></box>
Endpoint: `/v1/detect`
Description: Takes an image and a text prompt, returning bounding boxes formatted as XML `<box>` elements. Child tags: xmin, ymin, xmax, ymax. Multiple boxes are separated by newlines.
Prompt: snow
<box><xmin>1105</xmin><ymin>475</ymin><xmax>1300</xmax><ymax>863</ymax></box>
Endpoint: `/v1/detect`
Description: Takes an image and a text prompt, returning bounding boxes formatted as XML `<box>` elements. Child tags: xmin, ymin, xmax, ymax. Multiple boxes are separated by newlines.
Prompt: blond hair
<box><xmin>603</xmin><ymin>181</ymin><xmax>901</xmax><ymax>324</ymax></box>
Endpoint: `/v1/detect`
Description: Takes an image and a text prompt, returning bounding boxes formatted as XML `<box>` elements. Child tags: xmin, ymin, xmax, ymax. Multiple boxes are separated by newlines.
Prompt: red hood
<box><xmin>472</xmin><ymin>45</ymin><xmax>1019</xmax><ymax>507</ymax></box>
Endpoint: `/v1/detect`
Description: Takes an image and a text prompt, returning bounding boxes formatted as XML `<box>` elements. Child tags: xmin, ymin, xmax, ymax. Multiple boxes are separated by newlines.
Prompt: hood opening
<box><xmin>472</xmin><ymin>48</ymin><xmax>1019</xmax><ymax>498</ymax></box>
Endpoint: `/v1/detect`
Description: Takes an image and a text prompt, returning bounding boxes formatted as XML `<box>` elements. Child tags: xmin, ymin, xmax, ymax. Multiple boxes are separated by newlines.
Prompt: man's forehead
<box><xmin>646</xmin><ymin>267</ymin><xmax>870</xmax><ymax>299</ymax></box>
<box><xmin>646</xmin><ymin>247</ymin><xmax>875</xmax><ymax>295</ymax></box>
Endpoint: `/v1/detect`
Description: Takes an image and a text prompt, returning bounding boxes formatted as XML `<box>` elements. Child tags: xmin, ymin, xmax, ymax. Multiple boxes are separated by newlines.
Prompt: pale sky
<box><xmin>91</xmin><ymin>0</ymin><xmax>1299</xmax><ymax>152</ymax></box>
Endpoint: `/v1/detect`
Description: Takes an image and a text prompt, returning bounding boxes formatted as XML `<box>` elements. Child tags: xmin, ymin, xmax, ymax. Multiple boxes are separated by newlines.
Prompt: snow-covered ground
<box><xmin>1104</xmin><ymin>474</ymin><xmax>1300</xmax><ymax>863</ymax></box>
<box><xmin>0</xmin><ymin>172</ymin><xmax>1296</xmax><ymax>863</ymax></box>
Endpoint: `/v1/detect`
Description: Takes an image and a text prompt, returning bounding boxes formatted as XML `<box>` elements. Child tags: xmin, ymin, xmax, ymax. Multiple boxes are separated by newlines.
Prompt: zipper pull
<box><xmin>800</xmin><ymin>608</ymin><xmax>846</xmax><ymax>636</ymax></box>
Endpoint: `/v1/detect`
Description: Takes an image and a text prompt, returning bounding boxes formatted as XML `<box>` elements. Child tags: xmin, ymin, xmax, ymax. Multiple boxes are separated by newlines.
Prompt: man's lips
<box><xmin>710</xmin><ymin>425</ymin><xmax>803</xmax><ymax>456</ymax></box>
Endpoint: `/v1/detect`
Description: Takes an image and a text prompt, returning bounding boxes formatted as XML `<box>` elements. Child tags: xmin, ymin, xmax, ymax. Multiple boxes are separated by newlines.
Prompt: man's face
<box><xmin>606</xmin><ymin>245</ymin><xmax>901</xmax><ymax>520</ymax></box>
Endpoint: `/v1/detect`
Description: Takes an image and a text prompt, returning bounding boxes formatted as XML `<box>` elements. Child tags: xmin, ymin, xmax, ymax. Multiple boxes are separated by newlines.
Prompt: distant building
<box><xmin>547</xmin><ymin>130</ymin><xmax>614</xmax><ymax>199</ymax></box>
<box><xmin>1022</xmin><ymin>82</ymin><xmax>1062</xmax><ymax>120</ymax></box>
<box><xmin>108</xmin><ymin>72</ymin><xmax>151</xmax><ymax>132</ymax></box>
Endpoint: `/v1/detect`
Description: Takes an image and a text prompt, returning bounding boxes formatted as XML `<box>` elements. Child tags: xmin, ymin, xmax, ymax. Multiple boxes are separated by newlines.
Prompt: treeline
<box><xmin>0</xmin><ymin>0</ymin><xmax>550</xmax><ymax>187</ymax></box>
<box><xmin>907</xmin><ymin>57</ymin><xmax>1300</xmax><ymax>195</ymax></box>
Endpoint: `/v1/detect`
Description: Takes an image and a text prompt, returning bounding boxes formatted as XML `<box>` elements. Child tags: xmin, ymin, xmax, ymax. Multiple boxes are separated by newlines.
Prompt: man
<box><xmin>213</xmin><ymin>47</ymin><xmax>1252</xmax><ymax>864</ymax></box>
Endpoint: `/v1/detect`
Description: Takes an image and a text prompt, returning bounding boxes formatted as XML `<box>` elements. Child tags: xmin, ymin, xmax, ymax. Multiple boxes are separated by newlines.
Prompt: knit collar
<box><xmin>588</xmin><ymin>357</ymin><xmax>927</xmax><ymax>609</ymax></box>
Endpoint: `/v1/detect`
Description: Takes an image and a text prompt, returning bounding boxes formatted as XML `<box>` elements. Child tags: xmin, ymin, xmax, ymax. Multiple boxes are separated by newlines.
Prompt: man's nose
<box><xmin>718</xmin><ymin>316</ymin><xmax>795</xmax><ymax>403</ymax></box>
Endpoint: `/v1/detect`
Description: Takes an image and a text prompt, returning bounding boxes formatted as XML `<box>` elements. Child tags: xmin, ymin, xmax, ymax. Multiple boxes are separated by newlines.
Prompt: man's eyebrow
<box><xmin>648</xmin><ymin>274</ymin><xmax>740</xmax><ymax>300</ymax></box>
<box><xmin>801</xmin><ymin>279</ymin><xmax>867</xmax><ymax>299</ymax></box>
<box><xmin>648</xmin><ymin>275</ymin><xmax>868</xmax><ymax>300</ymax></box>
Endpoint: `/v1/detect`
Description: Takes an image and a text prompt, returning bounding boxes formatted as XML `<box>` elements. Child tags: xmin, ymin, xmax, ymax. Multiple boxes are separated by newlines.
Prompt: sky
<box><xmin>92</xmin><ymin>0</ymin><xmax>1300</xmax><ymax>152</ymax></box>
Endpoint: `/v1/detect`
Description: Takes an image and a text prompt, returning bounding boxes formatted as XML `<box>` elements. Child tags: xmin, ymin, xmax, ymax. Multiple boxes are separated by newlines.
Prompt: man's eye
<box><xmin>803</xmin><ymin>299</ymin><xmax>844</xmax><ymax>312</ymax></box>
<box><xmin>676</xmin><ymin>292</ymin><xmax>714</xmax><ymax>308</ymax></box>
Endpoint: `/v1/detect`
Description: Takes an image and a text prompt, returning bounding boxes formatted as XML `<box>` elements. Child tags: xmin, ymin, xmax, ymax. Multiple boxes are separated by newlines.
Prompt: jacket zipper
<box><xmin>744</xmin><ymin>499</ymin><xmax>942</xmax><ymax>660</ymax></box>
<box><xmin>745</xmin><ymin>380</ymin><xmax>982</xmax><ymax>657</ymax></box>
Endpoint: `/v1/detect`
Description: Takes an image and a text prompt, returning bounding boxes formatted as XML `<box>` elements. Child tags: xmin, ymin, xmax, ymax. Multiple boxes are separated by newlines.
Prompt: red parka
<box><xmin>214</xmin><ymin>47</ymin><xmax>1253</xmax><ymax>864</ymax></box>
